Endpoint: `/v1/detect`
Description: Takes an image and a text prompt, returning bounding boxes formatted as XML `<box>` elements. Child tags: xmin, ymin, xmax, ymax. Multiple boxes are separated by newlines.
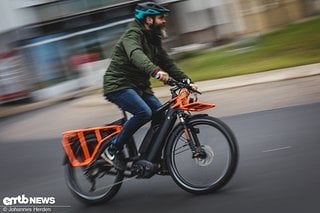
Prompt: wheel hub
<box><xmin>194</xmin><ymin>145</ymin><xmax>214</xmax><ymax>166</ymax></box>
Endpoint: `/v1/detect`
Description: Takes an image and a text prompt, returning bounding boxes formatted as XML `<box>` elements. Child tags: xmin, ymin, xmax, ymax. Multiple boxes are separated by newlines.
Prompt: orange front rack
<box><xmin>61</xmin><ymin>125</ymin><xmax>122</xmax><ymax>167</ymax></box>
<box><xmin>170</xmin><ymin>89</ymin><xmax>215</xmax><ymax>112</ymax></box>
<box><xmin>180</xmin><ymin>102</ymin><xmax>215</xmax><ymax>111</ymax></box>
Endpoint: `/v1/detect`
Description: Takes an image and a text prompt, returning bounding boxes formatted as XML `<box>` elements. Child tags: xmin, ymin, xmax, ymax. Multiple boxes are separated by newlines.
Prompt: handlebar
<box><xmin>167</xmin><ymin>77</ymin><xmax>202</xmax><ymax>95</ymax></box>
<box><xmin>155</xmin><ymin>73</ymin><xmax>201</xmax><ymax>94</ymax></box>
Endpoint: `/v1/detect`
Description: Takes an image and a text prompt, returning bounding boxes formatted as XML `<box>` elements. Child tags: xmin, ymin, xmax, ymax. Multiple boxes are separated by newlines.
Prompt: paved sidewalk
<box><xmin>1</xmin><ymin>63</ymin><xmax>319</xmax><ymax>119</ymax></box>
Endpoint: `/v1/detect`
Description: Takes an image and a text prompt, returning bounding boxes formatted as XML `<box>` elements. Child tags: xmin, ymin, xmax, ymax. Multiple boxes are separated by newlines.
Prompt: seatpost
<box><xmin>122</xmin><ymin>110</ymin><xmax>128</xmax><ymax>121</ymax></box>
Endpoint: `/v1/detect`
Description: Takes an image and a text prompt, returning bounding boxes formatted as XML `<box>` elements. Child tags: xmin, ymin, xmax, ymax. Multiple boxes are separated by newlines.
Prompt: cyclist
<box><xmin>102</xmin><ymin>1</ymin><xmax>196</xmax><ymax>170</ymax></box>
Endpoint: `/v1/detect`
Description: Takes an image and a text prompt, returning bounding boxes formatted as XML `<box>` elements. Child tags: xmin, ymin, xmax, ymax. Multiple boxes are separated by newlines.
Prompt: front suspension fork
<box><xmin>178</xmin><ymin>113</ymin><xmax>203</xmax><ymax>158</ymax></box>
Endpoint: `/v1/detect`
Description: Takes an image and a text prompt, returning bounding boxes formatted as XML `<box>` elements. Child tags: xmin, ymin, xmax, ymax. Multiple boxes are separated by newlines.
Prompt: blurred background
<box><xmin>0</xmin><ymin>0</ymin><xmax>319</xmax><ymax>104</ymax></box>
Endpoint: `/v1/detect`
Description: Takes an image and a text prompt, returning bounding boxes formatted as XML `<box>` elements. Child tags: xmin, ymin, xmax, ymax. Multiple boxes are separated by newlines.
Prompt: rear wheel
<box><xmin>64</xmin><ymin>135</ymin><xmax>123</xmax><ymax>204</ymax></box>
<box><xmin>166</xmin><ymin>115</ymin><xmax>238</xmax><ymax>194</ymax></box>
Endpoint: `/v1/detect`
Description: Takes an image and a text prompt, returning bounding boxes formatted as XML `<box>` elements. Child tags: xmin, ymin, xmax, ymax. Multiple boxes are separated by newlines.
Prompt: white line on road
<box><xmin>262</xmin><ymin>146</ymin><xmax>292</xmax><ymax>153</ymax></box>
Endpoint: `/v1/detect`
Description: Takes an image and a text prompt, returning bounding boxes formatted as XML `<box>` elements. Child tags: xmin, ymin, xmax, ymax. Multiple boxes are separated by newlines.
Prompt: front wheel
<box><xmin>166</xmin><ymin>115</ymin><xmax>238</xmax><ymax>194</ymax></box>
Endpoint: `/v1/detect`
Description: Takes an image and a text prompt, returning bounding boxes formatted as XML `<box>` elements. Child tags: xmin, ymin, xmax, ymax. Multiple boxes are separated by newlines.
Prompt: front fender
<box><xmin>185</xmin><ymin>114</ymin><xmax>209</xmax><ymax>122</ymax></box>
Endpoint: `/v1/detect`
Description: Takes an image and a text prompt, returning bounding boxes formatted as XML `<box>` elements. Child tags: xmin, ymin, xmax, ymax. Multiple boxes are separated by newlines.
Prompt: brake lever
<box><xmin>186</xmin><ymin>84</ymin><xmax>202</xmax><ymax>95</ymax></box>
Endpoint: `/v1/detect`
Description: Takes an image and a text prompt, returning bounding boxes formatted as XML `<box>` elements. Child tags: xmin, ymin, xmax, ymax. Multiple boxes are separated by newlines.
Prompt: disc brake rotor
<box><xmin>194</xmin><ymin>145</ymin><xmax>214</xmax><ymax>166</ymax></box>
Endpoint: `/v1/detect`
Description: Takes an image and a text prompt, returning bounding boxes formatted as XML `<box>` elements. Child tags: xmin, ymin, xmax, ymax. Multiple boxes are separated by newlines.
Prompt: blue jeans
<box><xmin>106</xmin><ymin>89</ymin><xmax>162</xmax><ymax>150</ymax></box>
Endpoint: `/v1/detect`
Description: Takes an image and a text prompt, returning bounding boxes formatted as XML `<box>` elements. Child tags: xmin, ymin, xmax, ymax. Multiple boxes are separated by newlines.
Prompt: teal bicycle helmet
<box><xmin>135</xmin><ymin>1</ymin><xmax>170</xmax><ymax>20</ymax></box>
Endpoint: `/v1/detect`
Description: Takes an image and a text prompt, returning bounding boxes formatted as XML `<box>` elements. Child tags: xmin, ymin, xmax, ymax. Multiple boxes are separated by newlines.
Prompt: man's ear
<box><xmin>145</xmin><ymin>16</ymin><xmax>153</xmax><ymax>25</ymax></box>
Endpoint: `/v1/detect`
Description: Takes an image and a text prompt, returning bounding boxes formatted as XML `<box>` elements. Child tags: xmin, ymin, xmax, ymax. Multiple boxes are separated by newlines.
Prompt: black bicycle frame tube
<box><xmin>144</xmin><ymin>104</ymin><xmax>178</xmax><ymax>162</ymax></box>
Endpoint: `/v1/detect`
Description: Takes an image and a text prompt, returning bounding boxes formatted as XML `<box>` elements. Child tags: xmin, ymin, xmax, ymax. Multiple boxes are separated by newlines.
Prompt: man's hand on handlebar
<box><xmin>182</xmin><ymin>78</ymin><xmax>199</xmax><ymax>94</ymax></box>
<box><xmin>155</xmin><ymin>72</ymin><xmax>201</xmax><ymax>94</ymax></box>
<box><xmin>155</xmin><ymin>70</ymin><xmax>169</xmax><ymax>82</ymax></box>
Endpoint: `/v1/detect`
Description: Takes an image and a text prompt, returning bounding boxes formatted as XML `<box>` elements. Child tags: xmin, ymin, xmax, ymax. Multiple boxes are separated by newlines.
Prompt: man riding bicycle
<box><xmin>102</xmin><ymin>1</ymin><xmax>196</xmax><ymax>170</ymax></box>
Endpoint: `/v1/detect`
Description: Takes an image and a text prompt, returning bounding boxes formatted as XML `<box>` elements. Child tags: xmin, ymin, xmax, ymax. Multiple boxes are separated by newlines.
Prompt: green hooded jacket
<box><xmin>103</xmin><ymin>20</ymin><xmax>189</xmax><ymax>96</ymax></box>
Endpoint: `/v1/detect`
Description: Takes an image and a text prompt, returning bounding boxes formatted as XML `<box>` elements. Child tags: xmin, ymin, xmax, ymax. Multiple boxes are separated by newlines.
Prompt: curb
<box><xmin>0</xmin><ymin>87</ymin><xmax>98</xmax><ymax>119</ymax></box>
<box><xmin>154</xmin><ymin>63</ymin><xmax>320</xmax><ymax>98</ymax></box>
<box><xmin>1</xmin><ymin>63</ymin><xmax>319</xmax><ymax>119</ymax></box>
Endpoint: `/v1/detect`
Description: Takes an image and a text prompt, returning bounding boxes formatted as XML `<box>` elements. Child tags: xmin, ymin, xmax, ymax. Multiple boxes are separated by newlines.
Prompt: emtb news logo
<box><xmin>2</xmin><ymin>194</ymin><xmax>55</xmax><ymax>206</ymax></box>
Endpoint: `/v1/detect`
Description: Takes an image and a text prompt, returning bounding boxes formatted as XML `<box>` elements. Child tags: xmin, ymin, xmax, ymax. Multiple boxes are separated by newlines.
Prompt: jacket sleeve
<box><xmin>157</xmin><ymin>47</ymin><xmax>190</xmax><ymax>82</ymax></box>
<box><xmin>122</xmin><ymin>29</ymin><xmax>159</xmax><ymax>76</ymax></box>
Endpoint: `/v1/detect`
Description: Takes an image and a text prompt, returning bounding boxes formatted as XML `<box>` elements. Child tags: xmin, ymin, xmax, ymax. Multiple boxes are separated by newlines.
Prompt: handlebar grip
<box><xmin>155</xmin><ymin>73</ymin><xmax>161</xmax><ymax>79</ymax></box>
<box><xmin>167</xmin><ymin>77</ymin><xmax>178</xmax><ymax>86</ymax></box>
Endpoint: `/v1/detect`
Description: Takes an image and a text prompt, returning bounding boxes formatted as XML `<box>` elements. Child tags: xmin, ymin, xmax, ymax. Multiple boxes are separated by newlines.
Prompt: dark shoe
<box><xmin>101</xmin><ymin>146</ymin><xmax>126</xmax><ymax>171</ymax></box>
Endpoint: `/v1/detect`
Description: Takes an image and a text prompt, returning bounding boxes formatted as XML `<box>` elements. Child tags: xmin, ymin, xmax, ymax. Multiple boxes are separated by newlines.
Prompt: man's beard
<box><xmin>151</xmin><ymin>24</ymin><xmax>167</xmax><ymax>38</ymax></box>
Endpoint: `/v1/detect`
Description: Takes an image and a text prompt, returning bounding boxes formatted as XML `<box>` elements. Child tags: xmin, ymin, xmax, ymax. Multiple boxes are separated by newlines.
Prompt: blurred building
<box><xmin>162</xmin><ymin>0</ymin><xmax>245</xmax><ymax>47</ymax></box>
<box><xmin>1</xmin><ymin>0</ymin><xmax>140</xmax><ymax>102</ymax></box>
<box><xmin>164</xmin><ymin>0</ymin><xmax>320</xmax><ymax>47</ymax></box>
<box><xmin>237</xmin><ymin>0</ymin><xmax>318</xmax><ymax>34</ymax></box>
<box><xmin>0</xmin><ymin>0</ymin><xmax>319</xmax><ymax>102</ymax></box>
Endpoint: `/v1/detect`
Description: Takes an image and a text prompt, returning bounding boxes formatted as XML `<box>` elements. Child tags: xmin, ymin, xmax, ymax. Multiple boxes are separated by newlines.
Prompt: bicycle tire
<box><xmin>165</xmin><ymin>115</ymin><xmax>238</xmax><ymax>194</ymax></box>
<box><xmin>64</xmin><ymin>134</ymin><xmax>124</xmax><ymax>204</ymax></box>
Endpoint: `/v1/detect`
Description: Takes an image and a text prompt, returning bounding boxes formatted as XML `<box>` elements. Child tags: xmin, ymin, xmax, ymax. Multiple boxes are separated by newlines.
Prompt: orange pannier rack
<box><xmin>61</xmin><ymin>125</ymin><xmax>122</xmax><ymax>167</ymax></box>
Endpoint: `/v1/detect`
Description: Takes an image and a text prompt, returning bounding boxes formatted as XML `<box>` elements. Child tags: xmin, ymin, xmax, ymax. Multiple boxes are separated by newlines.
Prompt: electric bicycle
<box><xmin>61</xmin><ymin>78</ymin><xmax>239</xmax><ymax>204</ymax></box>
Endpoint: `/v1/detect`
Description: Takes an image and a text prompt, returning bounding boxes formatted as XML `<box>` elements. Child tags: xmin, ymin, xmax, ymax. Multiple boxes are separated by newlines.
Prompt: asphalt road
<box><xmin>1</xmin><ymin>101</ymin><xmax>320</xmax><ymax>213</ymax></box>
<box><xmin>1</xmin><ymin>75</ymin><xmax>320</xmax><ymax>213</ymax></box>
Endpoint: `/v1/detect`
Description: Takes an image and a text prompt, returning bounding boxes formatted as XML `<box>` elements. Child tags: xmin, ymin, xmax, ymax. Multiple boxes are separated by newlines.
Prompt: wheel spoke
<box><xmin>175</xmin><ymin>147</ymin><xmax>190</xmax><ymax>155</ymax></box>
